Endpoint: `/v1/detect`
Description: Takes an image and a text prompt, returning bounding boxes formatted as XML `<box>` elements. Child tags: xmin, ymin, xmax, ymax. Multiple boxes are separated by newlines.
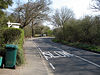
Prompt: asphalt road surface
<box><xmin>33</xmin><ymin>37</ymin><xmax>100</xmax><ymax>75</ymax></box>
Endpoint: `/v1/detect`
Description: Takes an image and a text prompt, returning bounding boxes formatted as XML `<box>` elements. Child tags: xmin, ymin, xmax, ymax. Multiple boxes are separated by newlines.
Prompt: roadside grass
<box><xmin>52</xmin><ymin>39</ymin><xmax>100</xmax><ymax>53</ymax></box>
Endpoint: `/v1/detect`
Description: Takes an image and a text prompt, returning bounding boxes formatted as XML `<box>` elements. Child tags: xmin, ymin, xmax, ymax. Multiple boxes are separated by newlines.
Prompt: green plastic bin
<box><xmin>5</xmin><ymin>44</ymin><xmax>18</xmax><ymax>69</ymax></box>
<box><xmin>0</xmin><ymin>56</ymin><xmax>3</xmax><ymax>67</ymax></box>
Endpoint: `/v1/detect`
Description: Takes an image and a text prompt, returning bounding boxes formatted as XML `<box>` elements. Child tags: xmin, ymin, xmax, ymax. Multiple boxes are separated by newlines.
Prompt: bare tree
<box><xmin>52</xmin><ymin>7</ymin><xmax>74</xmax><ymax>27</ymax></box>
<box><xmin>13</xmin><ymin>0</ymin><xmax>51</xmax><ymax>28</ymax></box>
<box><xmin>52</xmin><ymin>7</ymin><xmax>74</xmax><ymax>40</ymax></box>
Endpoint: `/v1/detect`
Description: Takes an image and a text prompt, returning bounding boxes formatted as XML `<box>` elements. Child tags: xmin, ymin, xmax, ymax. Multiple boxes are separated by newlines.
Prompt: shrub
<box><xmin>1</xmin><ymin>28</ymin><xmax>24</xmax><ymax>66</ymax></box>
<box><xmin>0</xmin><ymin>28</ymin><xmax>5</xmax><ymax>46</ymax></box>
<box><xmin>15</xmin><ymin>29</ymin><xmax>24</xmax><ymax>66</ymax></box>
<box><xmin>3</xmin><ymin>28</ymin><xmax>22</xmax><ymax>44</ymax></box>
<box><xmin>53</xmin><ymin>16</ymin><xmax>100</xmax><ymax>45</ymax></box>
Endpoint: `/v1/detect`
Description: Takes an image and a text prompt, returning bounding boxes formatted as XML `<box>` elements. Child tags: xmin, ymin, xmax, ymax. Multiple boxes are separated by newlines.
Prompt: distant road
<box><xmin>33</xmin><ymin>37</ymin><xmax>100</xmax><ymax>75</ymax></box>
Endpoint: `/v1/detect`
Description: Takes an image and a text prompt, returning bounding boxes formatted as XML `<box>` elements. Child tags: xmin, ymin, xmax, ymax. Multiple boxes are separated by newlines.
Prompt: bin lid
<box><xmin>6</xmin><ymin>44</ymin><xmax>18</xmax><ymax>49</ymax></box>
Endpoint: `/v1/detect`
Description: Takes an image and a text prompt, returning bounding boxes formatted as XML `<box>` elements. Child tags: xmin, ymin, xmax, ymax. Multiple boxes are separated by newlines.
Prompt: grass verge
<box><xmin>52</xmin><ymin>39</ymin><xmax>100</xmax><ymax>53</ymax></box>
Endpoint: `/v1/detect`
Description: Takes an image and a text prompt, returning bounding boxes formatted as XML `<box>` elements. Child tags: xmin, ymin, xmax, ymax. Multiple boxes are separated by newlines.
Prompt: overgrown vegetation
<box><xmin>16</xmin><ymin>29</ymin><xmax>24</xmax><ymax>66</ymax></box>
<box><xmin>52</xmin><ymin>7</ymin><xmax>100</xmax><ymax>52</ymax></box>
<box><xmin>3</xmin><ymin>28</ymin><xmax>22</xmax><ymax>43</ymax></box>
<box><xmin>0</xmin><ymin>28</ymin><xmax>24</xmax><ymax>66</ymax></box>
<box><xmin>52</xmin><ymin>39</ymin><xmax>100</xmax><ymax>53</ymax></box>
<box><xmin>53</xmin><ymin>16</ymin><xmax>100</xmax><ymax>45</ymax></box>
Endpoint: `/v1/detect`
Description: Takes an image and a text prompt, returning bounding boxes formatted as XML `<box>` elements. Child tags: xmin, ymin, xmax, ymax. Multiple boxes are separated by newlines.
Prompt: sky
<box><xmin>52</xmin><ymin>0</ymin><xmax>92</xmax><ymax>19</ymax></box>
<box><xmin>7</xmin><ymin>0</ymin><xmax>99</xmax><ymax>29</ymax></box>
<box><xmin>7</xmin><ymin>0</ymin><xmax>99</xmax><ymax>19</ymax></box>
<box><xmin>51</xmin><ymin>0</ymin><xmax>100</xmax><ymax>19</ymax></box>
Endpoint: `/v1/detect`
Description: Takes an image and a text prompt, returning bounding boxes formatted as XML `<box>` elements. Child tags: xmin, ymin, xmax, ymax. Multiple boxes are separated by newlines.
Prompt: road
<box><xmin>33</xmin><ymin>37</ymin><xmax>100</xmax><ymax>75</ymax></box>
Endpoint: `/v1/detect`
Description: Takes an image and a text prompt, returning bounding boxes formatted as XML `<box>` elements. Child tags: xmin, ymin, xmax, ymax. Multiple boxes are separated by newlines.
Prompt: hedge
<box><xmin>14</xmin><ymin>29</ymin><xmax>25</xmax><ymax>66</ymax></box>
<box><xmin>0</xmin><ymin>28</ymin><xmax>25</xmax><ymax>66</ymax></box>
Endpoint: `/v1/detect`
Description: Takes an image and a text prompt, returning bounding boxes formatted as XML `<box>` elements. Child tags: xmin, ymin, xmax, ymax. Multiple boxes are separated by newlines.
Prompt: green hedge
<box><xmin>3</xmin><ymin>28</ymin><xmax>22</xmax><ymax>44</ymax></box>
<box><xmin>0</xmin><ymin>28</ymin><xmax>6</xmax><ymax>45</ymax></box>
<box><xmin>14</xmin><ymin>29</ymin><xmax>25</xmax><ymax>66</ymax></box>
<box><xmin>0</xmin><ymin>28</ymin><xmax>6</xmax><ymax>56</ymax></box>
<box><xmin>0</xmin><ymin>28</ymin><xmax>24</xmax><ymax>66</ymax></box>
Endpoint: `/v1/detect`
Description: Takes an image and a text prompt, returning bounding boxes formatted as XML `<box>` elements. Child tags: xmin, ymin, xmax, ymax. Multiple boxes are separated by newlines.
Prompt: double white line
<box><xmin>33</xmin><ymin>42</ymin><xmax>55</xmax><ymax>70</ymax></box>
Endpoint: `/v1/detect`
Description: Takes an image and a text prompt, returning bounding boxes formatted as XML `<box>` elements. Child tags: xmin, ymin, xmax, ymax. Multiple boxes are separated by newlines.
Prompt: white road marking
<box><xmin>33</xmin><ymin>42</ymin><xmax>48</xmax><ymax>60</ymax></box>
<box><xmin>54</xmin><ymin>46</ymin><xmax>100</xmax><ymax>68</ymax></box>
<box><xmin>48</xmin><ymin>51</ymin><xmax>54</xmax><ymax>58</ymax></box>
<box><xmin>54</xmin><ymin>51</ymin><xmax>63</xmax><ymax>57</ymax></box>
<box><xmin>42</xmin><ymin>51</ymin><xmax>74</xmax><ymax>59</ymax></box>
<box><xmin>62</xmin><ymin>50</ymin><xmax>74</xmax><ymax>57</ymax></box>
<box><xmin>32</xmin><ymin>42</ymin><xmax>43</xmax><ymax>58</ymax></box>
<box><xmin>33</xmin><ymin>42</ymin><xmax>55</xmax><ymax>70</ymax></box>
<box><xmin>75</xmin><ymin>55</ymin><xmax>100</xmax><ymax>68</ymax></box>
<box><xmin>49</xmin><ymin>63</ymin><xmax>55</xmax><ymax>70</ymax></box>
<box><xmin>38</xmin><ymin>46</ymin><xmax>48</xmax><ymax>60</ymax></box>
<box><xmin>32</xmin><ymin>41</ymin><xmax>54</xmax><ymax>75</ymax></box>
<box><xmin>33</xmin><ymin>39</ymin><xmax>100</xmax><ymax>69</ymax></box>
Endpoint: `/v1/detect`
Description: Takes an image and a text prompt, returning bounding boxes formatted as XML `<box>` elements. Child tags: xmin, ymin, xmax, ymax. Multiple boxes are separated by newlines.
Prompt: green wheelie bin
<box><xmin>5</xmin><ymin>44</ymin><xmax>18</xmax><ymax>69</ymax></box>
<box><xmin>0</xmin><ymin>56</ymin><xmax>3</xmax><ymax>67</ymax></box>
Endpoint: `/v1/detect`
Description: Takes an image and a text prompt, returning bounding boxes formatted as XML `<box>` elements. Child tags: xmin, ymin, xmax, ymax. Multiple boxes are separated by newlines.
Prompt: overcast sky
<box><xmin>7</xmin><ymin>0</ymin><xmax>99</xmax><ymax>19</ymax></box>
<box><xmin>7</xmin><ymin>0</ymin><xmax>100</xmax><ymax>29</ymax></box>
<box><xmin>52</xmin><ymin>0</ymin><xmax>92</xmax><ymax>19</ymax></box>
